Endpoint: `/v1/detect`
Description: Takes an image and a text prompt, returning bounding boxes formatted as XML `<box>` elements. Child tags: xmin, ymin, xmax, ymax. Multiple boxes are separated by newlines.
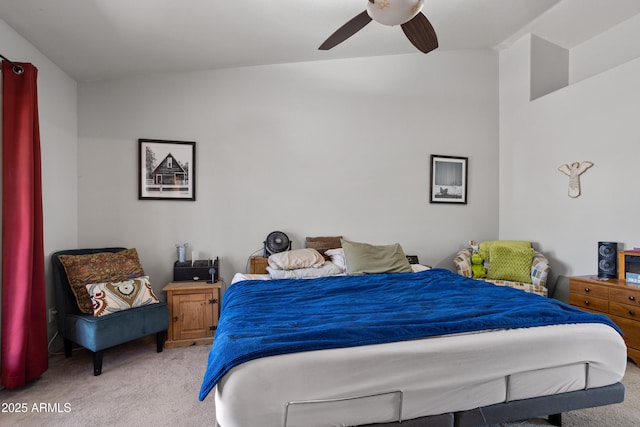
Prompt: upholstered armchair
<box><xmin>454</xmin><ymin>241</ymin><xmax>550</xmax><ymax>297</ymax></box>
<box><xmin>51</xmin><ymin>247</ymin><xmax>169</xmax><ymax>375</ymax></box>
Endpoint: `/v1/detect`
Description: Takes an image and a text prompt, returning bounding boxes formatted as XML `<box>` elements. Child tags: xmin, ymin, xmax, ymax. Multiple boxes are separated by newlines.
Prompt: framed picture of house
<box><xmin>429</xmin><ymin>155</ymin><xmax>468</xmax><ymax>204</ymax></box>
<box><xmin>138</xmin><ymin>139</ymin><xmax>196</xmax><ymax>201</ymax></box>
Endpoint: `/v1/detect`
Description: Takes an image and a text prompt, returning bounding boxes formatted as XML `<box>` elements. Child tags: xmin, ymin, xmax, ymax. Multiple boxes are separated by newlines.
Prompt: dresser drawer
<box><xmin>569</xmin><ymin>293</ymin><xmax>608</xmax><ymax>312</ymax></box>
<box><xmin>569</xmin><ymin>276</ymin><xmax>640</xmax><ymax>366</ymax></box>
<box><xmin>609</xmin><ymin>314</ymin><xmax>640</xmax><ymax>350</ymax></box>
<box><xmin>610</xmin><ymin>302</ymin><xmax>640</xmax><ymax>321</ymax></box>
<box><xmin>610</xmin><ymin>287</ymin><xmax>640</xmax><ymax>307</ymax></box>
<box><xmin>569</xmin><ymin>280</ymin><xmax>609</xmax><ymax>299</ymax></box>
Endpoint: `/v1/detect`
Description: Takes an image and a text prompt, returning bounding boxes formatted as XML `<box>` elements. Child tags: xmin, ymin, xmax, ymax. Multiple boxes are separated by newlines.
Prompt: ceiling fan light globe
<box><xmin>366</xmin><ymin>0</ymin><xmax>424</xmax><ymax>26</ymax></box>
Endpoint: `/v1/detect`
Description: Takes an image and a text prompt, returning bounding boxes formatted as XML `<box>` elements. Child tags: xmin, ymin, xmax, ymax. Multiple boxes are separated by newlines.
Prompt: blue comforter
<box><xmin>199</xmin><ymin>268</ymin><xmax>620</xmax><ymax>400</ymax></box>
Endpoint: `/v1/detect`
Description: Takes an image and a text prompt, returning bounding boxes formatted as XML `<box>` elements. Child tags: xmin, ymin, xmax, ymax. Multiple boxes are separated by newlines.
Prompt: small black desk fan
<box><xmin>263</xmin><ymin>231</ymin><xmax>291</xmax><ymax>257</ymax></box>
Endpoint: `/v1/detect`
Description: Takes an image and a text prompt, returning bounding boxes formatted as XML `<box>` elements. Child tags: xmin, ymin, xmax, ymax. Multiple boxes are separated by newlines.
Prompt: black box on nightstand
<box><xmin>173</xmin><ymin>257</ymin><xmax>218</xmax><ymax>283</ymax></box>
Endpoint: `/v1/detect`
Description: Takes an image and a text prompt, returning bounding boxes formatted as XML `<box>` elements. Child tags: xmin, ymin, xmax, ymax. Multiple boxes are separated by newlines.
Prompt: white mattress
<box><xmin>231</xmin><ymin>272</ymin><xmax>271</xmax><ymax>284</ymax></box>
<box><xmin>214</xmin><ymin>322</ymin><xmax>626</xmax><ymax>427</ymax></box>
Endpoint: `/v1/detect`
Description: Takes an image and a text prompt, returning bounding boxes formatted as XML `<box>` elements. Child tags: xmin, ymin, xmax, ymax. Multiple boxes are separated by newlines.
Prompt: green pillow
<box><xmin>486</xmin><ymin>246</ymin><xmax>534</xmax><ymax>283</ymax></box>
<box><xmin>478</xmin><ymin>240</ymin><xmax>531</xmax><ymax>263</ymax></box>
<box><xmin>341</xmin><ymin>239</ymin><xmax>412</xmax><ymax>275</ymax></box>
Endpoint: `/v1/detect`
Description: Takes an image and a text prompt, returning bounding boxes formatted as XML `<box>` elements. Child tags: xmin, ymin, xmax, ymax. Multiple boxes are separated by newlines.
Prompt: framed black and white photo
<box><xmin>138</xmin><ymin>139</ymin><xmax>196</xmax><ymax>201</ymax></box>
<box><xmin>429</xmin><ymin>155</ymin><xmax>468</xmax><ymax>204</ymax></box>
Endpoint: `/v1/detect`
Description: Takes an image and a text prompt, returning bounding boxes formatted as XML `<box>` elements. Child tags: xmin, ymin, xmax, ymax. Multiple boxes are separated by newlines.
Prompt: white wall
<box><xmin>500</xmin><ymin>30</ymin><xmax>640</xmax><ymax>301</ymax></box>
<box><xmin>0</xmin><ymin>19</ymin><xmax>78</xmax><ymax>341</ymax></box>
<box><xmin>530</xmin><ymin>35</ymin><xmax>568</xmax><ymax>100</ymax></box>
<box><xmin>570</xmin><ymin>13</ymin><xmax>640</xmax><ymax>84</ymax></box>
<box><xmin>78</xmin><ymin>51</ymin><xmax>500</xmax><ymax>295</ymax></box>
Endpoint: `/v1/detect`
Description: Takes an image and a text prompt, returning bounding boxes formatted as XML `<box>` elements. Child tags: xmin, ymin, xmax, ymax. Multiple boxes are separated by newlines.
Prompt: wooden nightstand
<box><xmin>162</xmin><ymin>281</ymin><xmax>221</xmax><ymax>349</ymax></box>
<box><xmin>250</xmin><ymin>256</ymin><xmax>269</xmax><ymax>274</ymax></box>
<box><xmin>569</xmin><ymin>275</ymin><xmax>640</xmax><ymax>365</ymax></box>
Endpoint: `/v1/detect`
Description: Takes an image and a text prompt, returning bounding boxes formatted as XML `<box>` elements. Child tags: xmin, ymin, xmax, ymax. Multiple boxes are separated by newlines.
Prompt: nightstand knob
<box><xmin>629</xmin><ymin>310</ymin><xmax>635</xmax><ymax>316</ymax></box>
<box><xmin>629</xmin><ymin>296</ymin><xmax>636</xmax><ymax>301</ymax></box>
<box><xmin>584</xmin><ymin>288</ymin><xmax>590</xmax><ymax>293</ymax></box>
<box><xmin>584</xmin><ymin>300</ymin><xmax>590</xmax><ymax>305</ymax></box>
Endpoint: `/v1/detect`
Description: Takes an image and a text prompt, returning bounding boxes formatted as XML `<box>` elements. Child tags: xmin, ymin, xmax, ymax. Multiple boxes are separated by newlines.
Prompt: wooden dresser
<box><xmin>162</xmin><ymin>281</ymin><xmax>221</xmax><ymax>349</ymax></box>
<box><xmin>569</xmin><ymin>275</ymin><xmax>640</xmax><ymax>365</ymax></box>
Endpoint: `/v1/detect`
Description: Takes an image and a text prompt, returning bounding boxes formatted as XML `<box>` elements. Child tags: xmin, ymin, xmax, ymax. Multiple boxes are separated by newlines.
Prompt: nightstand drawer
<box><xmin>569</xmin><ymin>280</ymin><xmax>609</xmax><ymax>299</ymax></box>
<box><xmin>569</xmin><ymin>293</ymin><xmax>608</xmax><ymax>312</ymax></box>
<box><xmin>610</xmin><ymin>287</ymin><xmax>640</xmax><ymax>307</ymax></box>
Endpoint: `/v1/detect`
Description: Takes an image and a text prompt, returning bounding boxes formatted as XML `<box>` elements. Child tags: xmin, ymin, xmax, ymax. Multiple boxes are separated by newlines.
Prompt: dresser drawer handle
<box><xmin>584</xmin><ymin>288</ymin><xmax>590</xmax><ymax>293</ymax></box>
<box><xmin>584</xmin><ymin>300</ymin><xmax>590</xmax><ymax>305</ymax></box>
<box><xmin>629</xmin><ymin>310</ymin><xmax>636</xmax><ymax>316</ymax></box>
<box><xmin>630</xmin><ymin>296</ymin><xmax>636</xmax><ymax>301</ymax></box>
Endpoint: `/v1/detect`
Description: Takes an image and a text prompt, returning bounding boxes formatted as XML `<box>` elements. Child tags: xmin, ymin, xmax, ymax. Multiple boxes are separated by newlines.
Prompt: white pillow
<box><xmin>324</xmin><ymin>248</ymin><xmax>346</xmax><ymax>270</ymax></box>
<box><xmin>267</xmin><ymin>261</ymin><xmax>345</xmax><ymax>279</ymax></box>
<box><xmin>268</xmin><ymin>248</ymin><xmax>325</xmax><ymax>271</ymax></box>
<box><xmin>411</xmin><ymin>264</ymin><xmax>431</xmax><ymax>272</ymax></box>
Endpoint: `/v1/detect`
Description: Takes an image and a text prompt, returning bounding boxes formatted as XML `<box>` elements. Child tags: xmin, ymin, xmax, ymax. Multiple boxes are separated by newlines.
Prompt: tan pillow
<box><xmin>341</xmin><ymin>239</ymin><xmax>412</xmax><ymax>275</ymax></box>
<box><xmin>268</xmin><ymin>248</ymin><xmax>325</xmax><ymax>271</ymax></box>
<box><xmin>85</xmin><ymin>276</ymin><xmax>159</xmax><ymax>317</ymax></box>
<box><xmin>58</xmin><ymin>249</ymin><xmax>145</xmax><ymax>313</ymax></box>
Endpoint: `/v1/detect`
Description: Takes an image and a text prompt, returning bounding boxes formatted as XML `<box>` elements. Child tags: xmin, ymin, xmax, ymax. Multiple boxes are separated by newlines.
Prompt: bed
<box><xmin>199</xmin><ymin>242</ymin><xmax>627</xmax><ymax>427</ymax></box>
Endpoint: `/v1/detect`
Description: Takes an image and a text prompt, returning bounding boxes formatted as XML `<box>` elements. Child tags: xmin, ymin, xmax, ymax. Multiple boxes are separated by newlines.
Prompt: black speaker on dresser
<box><xmin>598</xmin><ymin>241</ymin><xmax>618</xmax><ymax>278</ymax></box>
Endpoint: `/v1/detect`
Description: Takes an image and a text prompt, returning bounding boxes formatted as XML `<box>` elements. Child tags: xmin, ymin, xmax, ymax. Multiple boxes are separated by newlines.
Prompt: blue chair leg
<box><xmin>93</xmin><ymin>351</ymin><xmax>103</xmax><ymax>376</ymax></box>
<box><xmin>64</xmin><ymin>338</ymin><xmax>73</xmax><ymax>358</ymax></box>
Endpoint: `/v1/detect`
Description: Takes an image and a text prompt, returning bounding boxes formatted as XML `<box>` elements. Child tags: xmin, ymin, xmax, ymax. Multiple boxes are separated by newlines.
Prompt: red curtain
<box><xmin>1</xmin><ymin>60</ymin><xmax>48</xmax><ymax>388</ymax></box>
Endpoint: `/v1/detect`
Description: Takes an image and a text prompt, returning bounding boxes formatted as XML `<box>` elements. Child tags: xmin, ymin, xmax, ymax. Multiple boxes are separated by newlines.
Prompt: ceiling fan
<box><xmin>319</xmin><ymin>0</ymin><xmax>438</xmax><ymax>54</ymax></box>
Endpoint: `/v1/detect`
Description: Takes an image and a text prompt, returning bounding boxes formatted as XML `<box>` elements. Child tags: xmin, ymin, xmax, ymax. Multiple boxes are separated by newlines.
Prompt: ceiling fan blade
<box><xmin>401</xmin><ymin>12</ymin><xmax>438</xmax><ymax>54</ymax></box>
<box><xmin>319</xmin><ymin>10</ymin><xmax>372</xmax><ymax>50</ymax></box>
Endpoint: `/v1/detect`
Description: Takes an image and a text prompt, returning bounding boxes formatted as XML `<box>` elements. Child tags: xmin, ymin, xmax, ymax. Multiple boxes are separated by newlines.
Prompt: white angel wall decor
<box><xmin>558</xmin><ymin>161</ymin><xmax>593</xmax><ymax>198</ymax></box>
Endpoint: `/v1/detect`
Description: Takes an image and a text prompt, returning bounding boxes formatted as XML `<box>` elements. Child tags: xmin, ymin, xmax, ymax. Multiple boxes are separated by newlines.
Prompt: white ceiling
<box><xmin>1</xmin><ymin>0</ymin><xmax>640</xmax><ymax>82</ymax></box>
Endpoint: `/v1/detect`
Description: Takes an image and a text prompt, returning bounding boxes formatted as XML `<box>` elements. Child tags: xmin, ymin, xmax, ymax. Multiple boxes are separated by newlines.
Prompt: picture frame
<box><xmin>138</xmin><ymin>139</ymin><xmax>196</xmax><ymax>201</ymax></box>
<box><xmin>429</xmin><ymin>155</ymin><xmax>468</xmax><ymax>204</ymax></box>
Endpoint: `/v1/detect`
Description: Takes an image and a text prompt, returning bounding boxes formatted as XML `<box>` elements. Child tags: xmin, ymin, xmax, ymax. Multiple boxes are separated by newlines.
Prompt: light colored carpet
<box><xmin>0</xmin><ymin>337</ymin><xmax>215</xmax><ymax>427</ymax></box>
<box><xmin>1</xmin><ymin>337</ymin><xmax>638</xmax><ymax>426</ymax></box>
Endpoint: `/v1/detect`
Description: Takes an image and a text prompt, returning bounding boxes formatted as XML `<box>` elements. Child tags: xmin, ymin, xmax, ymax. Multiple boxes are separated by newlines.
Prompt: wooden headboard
<box><xmin>305</xmin><ymin>236</ymin><xmax>343</xmax><ymax>259</ymax></box>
